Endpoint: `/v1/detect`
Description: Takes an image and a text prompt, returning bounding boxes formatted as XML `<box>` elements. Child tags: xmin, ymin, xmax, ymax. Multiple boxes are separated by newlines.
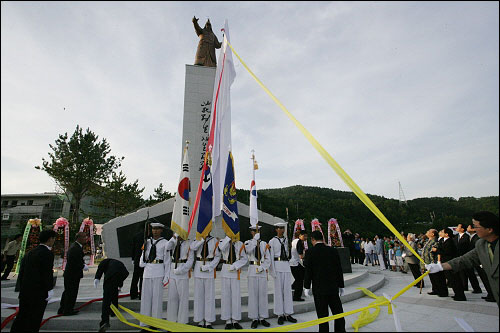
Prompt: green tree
<box><xmin>145</xmin><ymin>183</ymin><xmax>174</xmax><ymax>205</ymax></box>
<box><xmin>36</xmin><ymin>125</ymin><xmax>123</xmax><ymax>228</ymax></box>
<box><xmin>90</xmin><ymin>170</ymin><xmax>145</xmax><ymax>219</ymax></box>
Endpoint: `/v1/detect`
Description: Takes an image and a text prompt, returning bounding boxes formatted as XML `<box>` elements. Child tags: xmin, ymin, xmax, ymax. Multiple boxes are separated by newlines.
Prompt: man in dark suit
<box><xmin>467</xmin><ymin>223</ymin><xmax>495</xmax><ymax>302</ymax></box>
<box><xmin>11</xmin><ymin>230</ymin><xmax>57</xmax><ymax>332</ymax></box>
<box><xmin>94</xmin><ymin>258</ymin><xmax>129</xmax><ymax>332</ymax></box>
<box><xmin>304</xmin><ymin>231</ymin><xmax>346</xmax><ymax>332</ymax></box>
<box><xmin>58</xmin><ymin>232</ymin><xmax>88</xmax><ymax>315</ymax></box>
<box><xmin>455</xmin><ymin>223</ymin><xmax>481</xmax><ymax>293</ymax></box>
<box><xmin>130</xmin><ymin>231</ymin><xmax>145</xmax><ymax>300</ymax></box>
<box><xmin>436</xmin><ymin>228</ymin><xmax>466</xmax><ymax>301</ymax></box>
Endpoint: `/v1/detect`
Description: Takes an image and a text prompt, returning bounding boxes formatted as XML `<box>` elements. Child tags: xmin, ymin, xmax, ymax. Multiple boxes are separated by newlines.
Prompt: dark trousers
<box><xmin>11</xmin><ymin>296</ymin><xmax>47</xmax><ymax>332</ymax></box>
<box><xmin>313</xmin><ymin>292</ymin><xmax>346</xmax><ymax>332</ymax></box>
<box><xmin>291</xmin><ymin>265</ymin><xmax>305</xmax><ymax>300</ymax></box>
<box><xmin>1</xmin><ymin>255</ymin><xmax>15</xmax><ymax>280</ymax></box>
<box><xmin>475</xmin><ymin>265</ymin><xmax>493</xmax><ymax>297</ymax></box>
<box><xmin>101</xmin><ymin>279</ymin><xmax>119</xmax><ymax>325</ymax></box>
<box><xmin>443</xmin><ymin>270</ymin><xmax>465</xmax><ymax>299</ymax></box>
<box><xmin>59</xmin><ymin>276</ymin><xmax>81</xmax><ymax>314</ymax></box>
<box><xmin>459</xmin><ymin>268</ymin><xmax>481</xmax><ymax>292</ymax></box>
<box><xmin>433</xmin><ymin>271</ymin><xmax>449</xmax><ymax>296</ymax></box>
<box><xmin>408</xmin><ymin>263</ymin><xmax>424</xmax><ymax>288</ymax></box>
<box><xmin>130</xmin><ymin>264</ymin><xmax>144</xmax><ymax>298</ymax></box>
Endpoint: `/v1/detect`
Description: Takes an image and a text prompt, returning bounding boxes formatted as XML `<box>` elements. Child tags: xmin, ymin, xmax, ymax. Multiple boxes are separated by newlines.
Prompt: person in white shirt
<box><xmin>190</xmin><ymin>233</ymin><xmax>221</xmax><ymax>329</ymax></box>
<box><xmin>218</xmin><ymin>235</ymin><xmax>248</xmax><ymax>329</ymax></box>
<box><xmin>244</xmin><ymin>225</ymin><xmax>271</xmax><ymax>329</ymax></box>
<box><xmin>363</xmin><ymin>240</ymin><xmax>374</xmax><ymax>266</ymax></box>
<box><xmin>269</xmin><ymin>222</ymin><xmax>297</xmax><ymax>325</ymax></box>
<box><xmin>166</xmin><ymin>233</ymin><xmax>194</xmax><ymax>324</ymax></box>
<box><xmin>138</xmin><ymin>223</ymin><xmax>171</xmax><ymax>328</ymax></box>
<box><xmin>290</xmin><ymin>230</ymin><xmax>308</xmax><ymax>301</ymax></box>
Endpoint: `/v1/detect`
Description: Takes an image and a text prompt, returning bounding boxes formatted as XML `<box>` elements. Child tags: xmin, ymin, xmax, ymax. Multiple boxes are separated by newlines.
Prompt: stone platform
<box><xmin>1</xmin><ymin>265</ymin><xmax>384</xmax><ymax>331</ymax></box>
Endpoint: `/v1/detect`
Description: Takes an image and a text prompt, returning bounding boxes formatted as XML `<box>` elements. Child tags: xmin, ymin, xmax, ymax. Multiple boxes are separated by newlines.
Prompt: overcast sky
<box><xmin>1</xmin><ymin>2</ymin><xmax>499</xmax><ymax>202</ymax></box>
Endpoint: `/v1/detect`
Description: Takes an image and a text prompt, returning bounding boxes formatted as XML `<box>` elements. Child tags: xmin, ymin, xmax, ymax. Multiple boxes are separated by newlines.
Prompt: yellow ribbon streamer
<box><xmin>225</xmin><ymin>39</ymin><xmax>424</xmax><ymax>263</ymax></box>
<box><xmin>351</xmin><ymin>287</ymin><xmax>392</xmax><ymax>332</ymax></box>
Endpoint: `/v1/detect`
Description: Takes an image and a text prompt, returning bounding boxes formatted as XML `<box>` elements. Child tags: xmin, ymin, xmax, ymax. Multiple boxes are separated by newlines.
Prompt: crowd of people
<box><xmin>5</xmin><ymin>211</ymin><xmax>498</xmax><ymax>332</ymax></box>
<box><xmin>340</xmin><ymin>212</ymin><xmax>498</xmax><ymax>305</ymax></box>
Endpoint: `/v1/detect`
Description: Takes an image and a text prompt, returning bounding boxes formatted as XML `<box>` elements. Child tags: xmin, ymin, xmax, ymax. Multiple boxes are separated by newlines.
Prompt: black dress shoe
<box><xmin>225</xmin><ymin>323</ymin><xmax>233</xmax><ymax>330</ymax></box>
<box><xmin>233</xmin><ymin>323</ymin><xmax>243</xmax><ymax>329</ymax></box>
<box><xmin>99</xmin><ymin>322</ymin><xmax>110</xmax><ymax>332</ymax></box>
<box><xmin>251</xmin><ymin>320</ymin><xmax>259</xmax><ymax>329</ymax></box>
<box><xmin>293</xmin><ymin>298</ymin><xmax>305</xmax><ymax>302</ymax></box>
<box><xmin>484</xmin><ymin>297</ymin><xmax>496</xmax><ymax>302</ymax></box>
<box><xmin>57</xmin><ymin>309</ymin><xmax>63</xmax><ymax>315</ymax></box>
<box><xmin>198</xmin><ymin>324</ymin><xmax>205</xmax><ymax>328</ymax></box>
<box><xmin>453</xmin><ymin>296</ymin><xmax>467</xmax><ymax>301</ymax></box>
<box><xmin>260</xmin><ymin>319</ymin><xmax>270</xmax><ymax>327</ymax></box>
<box><xmin>64</xmin><ymin>310</ymin><xmax>80</xmax><ymax>316</ymax></box>
<box><xmin>205</xmin><ymin>325</ymin><xmax>214</xmax><ymax>329</ymax></box>
<box><xmin>472</xmin><ymin>289</ymin><xmax>482</xmax><ymax>294</ymax></box>
<box><xmin>427</xmin><ymin>291</ymin><xmax>438</xmax><ymax>295</ymax></box>
<box><xmin>438</xmin><ymin>294</ymin><xmax>449</xmax><ymax>297</ymax></box>
<box><xmin>286</xmin><ymin>315</ymin><xmax>297</xmax><ymax>323</ymax></box>
<box><xmin>277</xmin><ymin>316</ymin><xmax>285</xmax><ymax>325</ymax></box>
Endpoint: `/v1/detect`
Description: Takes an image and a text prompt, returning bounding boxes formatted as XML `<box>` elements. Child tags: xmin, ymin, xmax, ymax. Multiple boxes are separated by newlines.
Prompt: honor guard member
<box><xmin>244</xmin><ymin>225</ymin><xmax>271</xmax><ymax>329</ymax></box>
<box><xmin>166</xmin><ymin>233</ymin><xmax>194</xmax><ymax>324</ymax></box>
<box><xmin>269</xmin><ymin>222</ymin><xmax>297</xmax><ymax>325</ymax></box>
<box><xmin>138</xmin><ymin>223</ymin><xmax>171</xmax><ymax>328</ymax></box>
<box><xmin>190</xmin><ymin>232</ymin><xmax>221</xmax><ymax>329</ymax></box>
<box><xmin>218</xmin><ymin>234</ymin><xmax>248</xmax><ymax>329</ymax></box>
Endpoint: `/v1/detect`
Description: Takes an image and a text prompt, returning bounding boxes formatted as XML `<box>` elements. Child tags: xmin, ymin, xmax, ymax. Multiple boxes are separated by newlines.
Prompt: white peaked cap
<box><xmin>150</xmin><ymin>223</ymin><xmax>165</xmax><ymax>228</ymax></box>
<box><xmin>274</xmin><ymin>222</ymin><xmax>287</xmax><ymax>228</ymax></box>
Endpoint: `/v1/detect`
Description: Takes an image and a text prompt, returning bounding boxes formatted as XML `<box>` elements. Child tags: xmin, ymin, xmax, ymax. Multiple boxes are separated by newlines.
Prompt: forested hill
<box><xmin>236</xmin><ymin>185</ymin><xmax>499</xmax><ymax>238</ymax></box>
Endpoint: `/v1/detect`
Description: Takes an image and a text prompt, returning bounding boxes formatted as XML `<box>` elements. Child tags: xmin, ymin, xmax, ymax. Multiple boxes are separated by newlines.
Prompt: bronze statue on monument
<box><xmin>192</xmin><ymin>16</ymin><xmax>221</xmax><ymax>67</ymax></box>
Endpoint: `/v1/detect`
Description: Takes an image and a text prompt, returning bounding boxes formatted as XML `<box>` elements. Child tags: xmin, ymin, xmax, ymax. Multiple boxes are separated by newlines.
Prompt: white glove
<box><xmin>401</xmin><ymin>253</ymin><xmax>406</xmax><ymax>259</ymax></box>
<box><xmin>228</xmin><ymin>264</ymin><xmax>235</xmax><ymax>271</ymax></box>
<box><xmin>224</xmin><ymin>235</ymin><xmax>231</xmax><ymax>243</ymax></box>
<box><xmin>425</xmin><ymin>263</ymin><xmax>443</xmax><ymax>274</ymax></box>
<box><xmin>304</xmin><ymin>288</ymin><xmax>311</xmax><ymax>297</ymax></box>
<box><xmin>253</xmin><ymin>233</ymin><xmax>260</xmax><ymax>241</ymax></box>
<box><xmin>163</xmin><ymin>277</ymin><xmax>169</xmax><ymax>284</ymax></box>
<box><xmin>83</xmin><ymin>264</ymin><xmax>89</xmax><ymax>271</ymax></box>
<box><xmin>94</xmin><ymin>279</ymin><xmax>100</xmax><ymax>288</ymax></box>
<box><xmin>174</xmin><ymin>268</ymin><xmax>182</xmax><ymax>275</ymax></box>
<box><xmin>45</xmin><ymin>289</ymin><xmax>54</xmax><ymax>301</ymax></box>
<box><xmin>256</xmin><ymin>266</ymin><xmax>265</xmax><ymax>273</ymax></box>
<box><xmin>339</xmin><ymin>288</ymin><xmax>345</xmax><ymax>297</ymax></box>
<box><xmin>201</xmin><ymin>265</ymin><xmax>210</xmax><ymax>272</ymax></box>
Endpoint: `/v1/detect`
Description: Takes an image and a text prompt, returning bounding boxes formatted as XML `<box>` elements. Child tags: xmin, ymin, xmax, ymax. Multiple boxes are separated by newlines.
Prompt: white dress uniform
<box><xmin>218</xmin><ymin>236</ymin><xmax>248</xmax><ymax>324</ymax></box>
<box><xmin>268</xmin><ymin>235</ymin><xmax>294</xmax><ymax>317</ymax></box>
<box><xmin>139</xmin><ymin>236</ymin><xmax>171</xmax><ymax>327</ymax></box>
<box><xmin>166</xmin><ymin>237</ymin><xmax>194</xmax><ymax>324</ymax></box>
<box><xmin>190</xmin><ymin>236</ymin><xmax>221</xmax><ymax>326</ymax></box>
<box><xmin>244</xmin><ymin>234</ymin><xmax>271</xmax><ymax>321</ymax></box>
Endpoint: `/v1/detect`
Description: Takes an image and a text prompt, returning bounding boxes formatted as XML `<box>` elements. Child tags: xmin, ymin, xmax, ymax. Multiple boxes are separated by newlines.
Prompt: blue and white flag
<box><xmin>222</xmin><ymin>151</ymin><xmax>239</xmax><ymax>241</ymax></box>
<box><xmin>196</xmin><ymin>153</ymin><xmax>213</xmax><ymax>240</ymax></box>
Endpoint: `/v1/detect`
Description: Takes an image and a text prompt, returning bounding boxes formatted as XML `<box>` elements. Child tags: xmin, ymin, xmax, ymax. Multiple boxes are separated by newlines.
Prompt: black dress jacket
<box><xmin>64</xmin><ymin>242</ymin><xmax>84</xmax><ymax>279</ymax></box>
<box><xmin>304</xmin><ymin>242</ymin><xmax>344</xmax><ymax>295</ymax></box>
<box><xmin>17</xmin><ymin>244</ymin><xmax>54</xmax><ymax>300</ymax></box>
<box><xmin>95</xmin><ymin>258</ymin><xmax>129</xmax><ymax>287</ymax></box>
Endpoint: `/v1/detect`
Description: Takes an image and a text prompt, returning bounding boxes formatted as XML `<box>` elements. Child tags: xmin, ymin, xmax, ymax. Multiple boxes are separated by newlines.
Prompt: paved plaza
<box><xmin>1</xmin><ymin>264</ymin><xmax>498</xmax><ymax>332</ymax></box>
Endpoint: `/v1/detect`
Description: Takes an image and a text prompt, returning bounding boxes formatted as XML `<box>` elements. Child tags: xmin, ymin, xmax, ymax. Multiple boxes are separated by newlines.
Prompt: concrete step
<box><xmin>1</xmin><ymin>270</ymin><xmax>385</xmax><ymax>331</ymax></box>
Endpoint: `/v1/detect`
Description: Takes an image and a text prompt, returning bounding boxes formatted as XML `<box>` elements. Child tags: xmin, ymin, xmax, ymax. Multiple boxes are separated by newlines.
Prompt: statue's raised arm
<box><xmin>192</xmin><ymin>17</ymin><xmax>221</xmax><ymax>67</ymax></box>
